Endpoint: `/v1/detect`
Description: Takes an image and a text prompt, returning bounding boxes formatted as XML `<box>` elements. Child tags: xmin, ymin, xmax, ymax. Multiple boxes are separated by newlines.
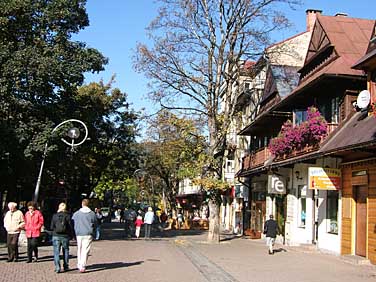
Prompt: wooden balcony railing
<box><xmin>241</xmin><ymin>123</ymin><xmax>338</xmax><ymax>171</ymax></box>
<box><xmin>242</xmin><ymin>147</ymin><xmax>271</xmax><ymax>170</ymax></box>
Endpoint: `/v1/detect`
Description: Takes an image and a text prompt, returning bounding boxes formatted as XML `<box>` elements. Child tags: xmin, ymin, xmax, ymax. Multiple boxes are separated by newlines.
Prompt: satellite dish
<box><xmin>356</xmin><ymin>90</ymin><xmax>371</xmax><ymax>109</ymax></box>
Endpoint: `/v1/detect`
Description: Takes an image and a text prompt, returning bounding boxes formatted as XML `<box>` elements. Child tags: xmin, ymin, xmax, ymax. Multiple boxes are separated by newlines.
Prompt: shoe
<box><xmin>6</xmin><ymin>259</ymin><xmax>14</xmax><ymax>263</ymax></box>
<box><xmin>64</xmin><ymin>266</ymin><xmax>69</xmax><ymax>271</ymax></box>
<box><xmin>55</xmin><ymin>270</ymin><xmax>61</xmax><ymax>274</ymax></box>
<box><xmin>26</xmin><ymin>260</ymin><xmax>32</xmax><ymax>263</ymax></box>
<box><xmin>33</xmin><ymin>258</ymin><xmax>38</xmax><ymax>263</ymax></box>
<box><xmin>79</xmin><ymin>268</ymin><xmax>86</xmax><ymax>273</ymax></box>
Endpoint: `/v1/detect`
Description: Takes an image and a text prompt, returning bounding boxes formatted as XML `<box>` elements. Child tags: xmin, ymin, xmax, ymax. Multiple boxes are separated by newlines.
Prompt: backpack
<box><xmin>55</xmin><ymin>214</ymin><xmax>66</xmax><ymax>233</ymax></box>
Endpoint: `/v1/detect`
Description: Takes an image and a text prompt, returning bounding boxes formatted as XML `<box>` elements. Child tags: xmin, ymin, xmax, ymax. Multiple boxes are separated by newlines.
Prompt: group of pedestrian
<box><xmin>3</xmin><ymin>199</ymin><xmax>98</xmax><ymax>274</ymax></box>
<box><xmin>123</xmin><ymin>206</ymin><xmax>155</xmax><ymax>239</ymax></box>
<box><xmin>4</xmin><ymin>201</ymin><xmax>44</xmax><ymax>263</ymax></box>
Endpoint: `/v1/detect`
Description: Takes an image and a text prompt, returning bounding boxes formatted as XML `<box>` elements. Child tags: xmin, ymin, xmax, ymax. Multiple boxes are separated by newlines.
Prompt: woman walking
<box><xmin>50</xmin><ymin>203</ymin><xmax>73</xmax><ymax>273</ymax></box>
<box><xmin>24</xmin><ymin>201</ymin><xmax>44</xmax><ymax>263</ymax></box>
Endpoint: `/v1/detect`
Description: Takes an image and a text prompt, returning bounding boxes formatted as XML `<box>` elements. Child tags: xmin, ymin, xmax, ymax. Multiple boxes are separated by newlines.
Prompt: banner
<box><xmin>308</xmin><ymin>167</ymin><xmax>341</xmax><ymax>190</ymax></box>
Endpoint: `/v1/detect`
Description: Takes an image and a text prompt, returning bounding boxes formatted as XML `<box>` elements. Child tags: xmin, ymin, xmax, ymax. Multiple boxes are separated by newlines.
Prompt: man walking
<box><xmin>72</xmin><ymin>199</ymin><xmax>97</xmax><ymax>273</ymax></box>
<box><xmin>264</xmin><ymin>214</ymin><xmax>278</xmax><ymax>255</ymax></box>
<box><xmin>3</xmin><ymin>202</ymin><xmax>25</xmax><ymax>262</ymax></box>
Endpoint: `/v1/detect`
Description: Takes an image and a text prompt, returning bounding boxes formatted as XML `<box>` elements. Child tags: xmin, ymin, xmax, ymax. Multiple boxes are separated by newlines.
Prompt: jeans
<box><xmin>27</xmin><ymin>237</ymin><xmax>39</xmax><ymax>261</ymax></box>
<box><xmin>53</xmin><ymin>236</ymin><xmax>69</xmax><ymax>271</ymax></box>
<box><xmin>95</xmin><ymin>225</ymin><xmax>101</xmax><ymax>240</ymax></box>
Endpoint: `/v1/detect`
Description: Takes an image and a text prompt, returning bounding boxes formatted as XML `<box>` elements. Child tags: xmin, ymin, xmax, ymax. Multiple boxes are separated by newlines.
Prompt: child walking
<box><xmin>134</xmin><ymin>215</ymin><xmax>143</xmax><ymax>238</ymax></box>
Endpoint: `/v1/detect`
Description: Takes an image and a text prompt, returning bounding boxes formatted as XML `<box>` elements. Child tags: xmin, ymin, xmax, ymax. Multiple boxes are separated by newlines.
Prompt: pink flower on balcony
<box><xmin>268</xmin><ymin>106</ymin><xmax>328</xmax><ymax>158</ymax></box>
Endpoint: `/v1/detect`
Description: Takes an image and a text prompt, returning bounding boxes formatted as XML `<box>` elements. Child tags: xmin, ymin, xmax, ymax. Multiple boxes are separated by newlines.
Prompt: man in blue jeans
<box><xmin>50</xmin><ymin>203</ymin><xmax>73</xmax><ymax>273</ymax></box>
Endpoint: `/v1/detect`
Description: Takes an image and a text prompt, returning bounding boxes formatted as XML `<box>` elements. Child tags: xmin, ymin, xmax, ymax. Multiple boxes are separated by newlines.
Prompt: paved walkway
<box><xmin>0</xmin><ymin>222</ymin><xmax>375</xmax><ymax>282</ymax></box>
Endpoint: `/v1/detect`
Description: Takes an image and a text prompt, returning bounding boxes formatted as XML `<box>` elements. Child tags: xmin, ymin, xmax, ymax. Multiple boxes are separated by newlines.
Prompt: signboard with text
<box><xmin>308</xmin><ymin>167</ymin><xmax>341</xmax><ymax>190</ymax></box>
<box><xmin>267</xmin><ymin>174</ymin><xmax>286</xmax><ymax>194</ymax></box>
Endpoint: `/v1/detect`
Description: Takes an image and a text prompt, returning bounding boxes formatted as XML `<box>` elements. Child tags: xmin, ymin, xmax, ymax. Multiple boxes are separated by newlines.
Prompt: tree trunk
<box><xmin>207</xmin><ymin>199</ymin><xmax>220</xmax><ymax>243</ymax></box>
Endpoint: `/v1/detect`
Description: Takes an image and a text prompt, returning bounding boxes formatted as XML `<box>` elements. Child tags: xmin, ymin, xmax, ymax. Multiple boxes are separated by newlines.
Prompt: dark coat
<box><xmin>50</xmin><ymin>211</ymin><xmax>73</xmax><ymax>237</ymax></box>
<box><xmin>264</xmin><ymin>219</ymin><xmax>278</xmax><ymax>238</ymax></box>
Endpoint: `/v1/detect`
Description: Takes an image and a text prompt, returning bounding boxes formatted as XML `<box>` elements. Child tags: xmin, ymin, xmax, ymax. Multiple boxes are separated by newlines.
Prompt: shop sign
<box><xmin>267</xmin><ymin>174</ymin><xmax>286</xmax><ymax>194</ymax></box>
<box><xmin>308</xmin><ymin>167</ymin><xmax>341</xmax><ymax>190</ymax></box>
<box><xmin>235</xmin><ymin>184</ymin><xmax>248</xmax><ymax>199</ymax></box>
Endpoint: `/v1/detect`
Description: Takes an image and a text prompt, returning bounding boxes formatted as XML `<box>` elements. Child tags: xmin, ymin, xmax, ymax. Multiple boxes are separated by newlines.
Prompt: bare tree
<box><xmin>134</xmin><ymin>0</ymin><xmax>300</xmax><ymax>242</ymax></box>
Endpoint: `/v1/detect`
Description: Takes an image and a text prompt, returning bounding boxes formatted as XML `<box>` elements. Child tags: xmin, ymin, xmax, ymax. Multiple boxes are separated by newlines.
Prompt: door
<box><xmin>355</xmin><ymin>186</ymin><xmax>367</xmax><ymax>257</ymax></box>
<box><xmin>275</xmin><ymin>195</ymin><xmax>286</xmax><ymax>239</ymax></box>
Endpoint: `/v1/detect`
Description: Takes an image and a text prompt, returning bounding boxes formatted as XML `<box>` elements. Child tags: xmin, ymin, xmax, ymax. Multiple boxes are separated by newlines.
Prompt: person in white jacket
<box><xmin>143</xmin><ymin>207</ymin><xmax>154</xmax><ymax>239</ymax></box>
<box><xmin>3</xmin><ymin>202</ymin><xmax>25</xmax><ymax>262</ymax></box>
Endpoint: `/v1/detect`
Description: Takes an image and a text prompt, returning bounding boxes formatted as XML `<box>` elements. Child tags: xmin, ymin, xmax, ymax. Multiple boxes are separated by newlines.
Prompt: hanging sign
<box><xmin>308</xmin><ymin>167</ymin><xmax>341</xmax><ymax>190</ymax></box>
<box><xmin>267</xmin><ymin>174</ymin><xmax>286</xmax><ymax>194</ymax></box>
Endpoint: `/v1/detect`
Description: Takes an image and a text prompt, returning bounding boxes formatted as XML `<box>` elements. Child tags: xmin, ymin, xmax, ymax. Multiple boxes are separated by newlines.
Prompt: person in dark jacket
<box><xmin>50</xmin><ymin>203</ymin><xmax>73</xmax><ymax>273</ymax></box>
<box><xmin>264</xmin><ymin>214</ymin><xmax>278</xmax><ymax>255</ymax></box>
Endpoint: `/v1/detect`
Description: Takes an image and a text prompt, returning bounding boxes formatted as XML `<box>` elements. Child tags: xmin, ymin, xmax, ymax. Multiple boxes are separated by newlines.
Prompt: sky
<box><xmin>74</xmin><ymin>0</ymin><xmax>375</xmax><ymax>116</ymax></box>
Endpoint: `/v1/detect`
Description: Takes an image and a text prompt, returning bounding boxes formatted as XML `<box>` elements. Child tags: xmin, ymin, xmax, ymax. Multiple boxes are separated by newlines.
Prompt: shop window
<box><xmin>326</xmin><ymin>190</ymin><xmax>339</xmax><ymax>234</ymax></box>
<box><xmin>298</xmin><ymin>185</ymin><xmax>306</xmax><ymax>228</ymax></box>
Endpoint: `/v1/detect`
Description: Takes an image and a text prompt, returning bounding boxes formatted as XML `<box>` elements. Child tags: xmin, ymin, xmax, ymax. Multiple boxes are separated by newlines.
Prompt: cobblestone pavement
<box><xmin>1</xmin><ymin>222</ymin><xmax>376</xmax><ymax>282</ymax></box>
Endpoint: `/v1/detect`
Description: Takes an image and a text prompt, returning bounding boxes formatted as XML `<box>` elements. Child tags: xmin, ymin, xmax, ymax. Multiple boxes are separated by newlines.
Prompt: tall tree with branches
<box><xmin>134</xmin><ymin>0</ymin><xmax>300</xmax><ymax>242</ymax></box>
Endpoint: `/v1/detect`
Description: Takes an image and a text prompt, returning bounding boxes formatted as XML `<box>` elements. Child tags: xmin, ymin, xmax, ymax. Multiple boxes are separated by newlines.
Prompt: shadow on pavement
<box><xmin>274</xmin><ymin>248</ymin><xmax>287</xmax><ymax>253</ymax></box>
<box><xmin>83</xmin><ymin>261</ymin><xmax>144</xmax><ymax>273</ymax></box>
<box><xmin>101</xmin><ymin>222</ymin><xmax>207</xmax><ymax>241</ymax></box>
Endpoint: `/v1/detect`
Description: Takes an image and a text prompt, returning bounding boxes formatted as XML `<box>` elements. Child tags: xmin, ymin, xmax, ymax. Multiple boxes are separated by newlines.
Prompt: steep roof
<box><xmin>260</xmin><ymin>65</ymin><xmax>300</xmax><ymax>104</ymax></box>
<box><xmin>300</xmin><ymin>15</ymin><xmax>374</xmax><ymax>81</ymax></box>
<box><xmin>272</xmin><ymin>15</ymin><xmax>375</xmax><ymax>110</ymax></box>
<box><xmin>352</xmin><ymin>21</ymin><xmax>376</xmax><ymax>70</ymax></box>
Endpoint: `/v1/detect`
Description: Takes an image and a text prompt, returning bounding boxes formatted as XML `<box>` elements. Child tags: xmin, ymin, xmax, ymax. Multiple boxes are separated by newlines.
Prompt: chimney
<box><xmin>306</xmin><ymin>9</ymin><xmax>322</xmax><ymax>32</ymax></box>
<box><xmin>335</xmin><ymin>12</ymin><xmax>348</xmax><ymax>17</ymax></box>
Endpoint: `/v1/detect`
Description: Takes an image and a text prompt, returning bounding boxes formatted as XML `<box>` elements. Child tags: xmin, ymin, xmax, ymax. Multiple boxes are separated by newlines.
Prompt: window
<box><xmin>327</xmin><ymin>190</ymin><xmax>339</xmax><ymax>234</ymax></box>
<box><xmin>226</xmin><ymin>160</ymin><xmax>235</xmax><ymax>173</ymax></box>
<box><xmin>331</xmin><ymin>97</ymin><xmax>340</xmax><ymax>123</ymax></box>
<box><xmin>298</xmin><ymin>185</ymin><xmax>307</xmax><ymax>228</ymax></box>
<box><xmin>294</xmin><ymin>110</ymin><xmax>307</xmax><ymax>126</ymax></box>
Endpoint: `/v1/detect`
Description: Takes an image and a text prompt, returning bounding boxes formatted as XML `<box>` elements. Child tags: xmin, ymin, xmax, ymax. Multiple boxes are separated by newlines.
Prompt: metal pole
<box><xmin>33</xmin><ymin>119</ymin><xmax>88</xmax><ymax>204</ymax></box>
<box><xmin>33</xmin><ymin>142</ymin><xmax>49</xmax><ymax>203</ymax></box>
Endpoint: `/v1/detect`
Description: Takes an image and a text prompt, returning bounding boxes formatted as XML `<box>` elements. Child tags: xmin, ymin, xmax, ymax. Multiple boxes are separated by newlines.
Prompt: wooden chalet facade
<box><xmin>237</xmin><ymin>12</ymin><xmax>376</xmax><ymax>259</ymax></box>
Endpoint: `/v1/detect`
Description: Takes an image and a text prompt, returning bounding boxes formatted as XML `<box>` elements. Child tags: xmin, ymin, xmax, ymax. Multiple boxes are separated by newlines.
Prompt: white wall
<box><xmin>286</xmin><ymin>158</ymin><xmax>341</xmax><ymax>254</ymax></box>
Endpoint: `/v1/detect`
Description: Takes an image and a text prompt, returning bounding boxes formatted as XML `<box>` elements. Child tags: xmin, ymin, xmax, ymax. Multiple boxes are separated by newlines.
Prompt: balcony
<box><xmin>242</xmin><ymin>147</ymin><xmax>272</xmax><ymax>170</ymax></box>
<box><xmin>241</xmin><ymin>123</ymin><xmax>338</xmax><ymax>171</ymax></box>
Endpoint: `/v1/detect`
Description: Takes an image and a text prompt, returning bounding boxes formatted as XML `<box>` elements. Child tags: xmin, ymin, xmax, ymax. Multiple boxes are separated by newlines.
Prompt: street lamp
<box><xmin>133</xmin><ymin>169</ymin><xmax>156</xmax><ymax>210</ymax></box>
<box><xmin>33</xmin><ymin>119</ymin><xmax>88</xmax><ymax>203</ymax></box>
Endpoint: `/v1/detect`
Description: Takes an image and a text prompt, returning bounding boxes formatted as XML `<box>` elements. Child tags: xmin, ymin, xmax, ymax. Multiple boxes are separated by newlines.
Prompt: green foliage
<box><xmin>94</xmin><ymin>177</ymin><xmax>138</xmax><ymax>206</ymax></box>
<box><xmin>0</xmin><ymin>1</ymin><xmax>140</xmax><ymax>203</ymax></box>
<box><xmin>141</xmin><ymin>110</ymin><xmax>208</xmax><ymax>208</ymax></box>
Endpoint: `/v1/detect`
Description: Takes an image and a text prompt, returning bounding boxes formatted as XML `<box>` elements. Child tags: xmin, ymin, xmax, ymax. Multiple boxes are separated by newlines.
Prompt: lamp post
<box><xmin>33</xmin><ymin>119</ymin><xmax>88</xmax><ymax>203</ymax></box>
<box><xmin>133</xmin><ymin>169</ymin><xmax>156</xmax><ymax>210</ymax></box>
